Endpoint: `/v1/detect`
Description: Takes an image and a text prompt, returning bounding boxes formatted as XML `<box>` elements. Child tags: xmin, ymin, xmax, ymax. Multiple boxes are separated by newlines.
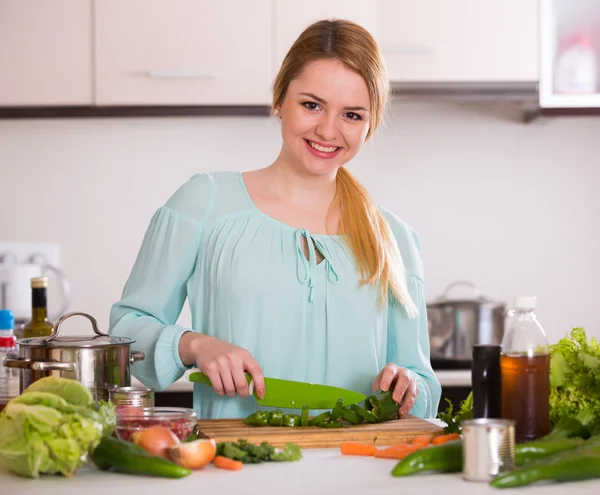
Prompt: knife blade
<box><xmin>188</xmin><ymin>371</ymin><xmax>366</xmax><ymax>409</ymax></box>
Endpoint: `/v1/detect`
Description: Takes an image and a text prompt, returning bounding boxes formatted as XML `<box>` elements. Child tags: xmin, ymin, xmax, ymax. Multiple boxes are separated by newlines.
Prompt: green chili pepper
<box><xmin>91</xmin><ymin>436</ymin><xmax>191</xmax><ymax>478</ymax></box>
<box><xmin>308</xmin><ymin>411</ymin><xmax>330</xmax><ymax>426</ymax></box>
<box><xmin>515</xmin><ymin>437</ymin><xmax>585</xmax><ymax>466</ymax></box>
<box><xmin>340</xmin><ymin>407</ymin><xmax>360</xmax><ymax>425</ymax></box>
<box><xmin>243</xmin><ymin>410</ymin><xmax>270</xmax><ymax>426</ymax></box>
<box><xmin>282</xmin><ymin>414</ymin><xmax>301</xmax><ymax>427</ymax></box>
<box><xmin>365</xmin><ymin>390</ymin><xmax>399</xmax><ymax>423</ymax></box>
<box><xmin>269</xmin><ymin>410</ymin><xmax>283</xmax><ymax>426</ymax></box>
<box><xmin>391</xmin><ymin>439</ymin><xmax>463</xmax><ymax>476</ymax></box>
<box><xmin>317</xmin><ymin>420</ymin><xmax>344</xmax><ymax>428</ymax></box>
<box><xmin>489</xmin><ymin>449</ymin><xmax>600</xmax><ymax>488</ymax></box>
<box><xmin>330</xmin><ymin>399</ymin><xmax>344</xmax><ymax>422</ymax></box>
<box><xmin>352</xmin><ymin>404</ymin><xmax>378</xmax><ymax>423</ymax></box>
<box><xmin>301</xmin><ymin>405</ymin><xmax>309</xmax><ymax>427</ymax></box>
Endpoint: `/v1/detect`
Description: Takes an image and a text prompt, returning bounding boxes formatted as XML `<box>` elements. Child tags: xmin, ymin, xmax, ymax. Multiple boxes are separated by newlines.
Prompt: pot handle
<box><xmin>130</xmin><ymin>351</ymin><xmax>145</xmax><ymax>364</ymax></box>
<box><xmin>3</xmin><ymin>358</ymin><xmax>77</xmax><ymax>372</ymax></box>
<box><xmin>45</xmin><ymin>311</ymin><xmax>107</xmax><ymax>342</ymax></box>
<box><xmin>440</xmin><ymin>280</ymin><xmax>482</xmax><ymax>300</ymax></box>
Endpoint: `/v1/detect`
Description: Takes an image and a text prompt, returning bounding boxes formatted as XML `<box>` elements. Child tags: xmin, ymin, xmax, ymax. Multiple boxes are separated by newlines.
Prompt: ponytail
<box><xmin>333</xmin><ymin>167</ymin><xmax>418</xmax><ymax>318</ymax></box>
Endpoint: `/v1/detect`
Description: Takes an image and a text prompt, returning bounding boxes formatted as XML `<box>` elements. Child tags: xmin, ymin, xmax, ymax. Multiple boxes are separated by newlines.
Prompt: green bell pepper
<box><xmin>365</xmin><ymin>390</ymin><xmax>399</xmax><ymax>423</ymax></box>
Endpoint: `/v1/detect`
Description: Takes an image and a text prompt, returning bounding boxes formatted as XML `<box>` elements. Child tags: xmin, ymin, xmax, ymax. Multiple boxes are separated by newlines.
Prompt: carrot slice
<box><xmin>213</xmin><ymin>455</ymin><xmax>243</xmax><ymax>471</ymax></box>
<box><xmin>374</xmin><ymin>445</ymin><xmax>418</xmax><ymax>459</ymax></box>
<box><xmin>432</xmin><ymin>433</ymin><xmax>460</xmax><ymax>445</ymax></box>
<box><xmin>340</xmin><ymin>442</ymin><xmax>378</xmax><ymax>456</ymax></box>
<box><xmin>410</xmin><ymin>435</ymin><xmax>431</xmax><ymax>447</ymax></box>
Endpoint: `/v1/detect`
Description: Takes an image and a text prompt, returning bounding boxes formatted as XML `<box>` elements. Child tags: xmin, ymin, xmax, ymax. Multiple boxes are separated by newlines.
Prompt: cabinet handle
<box><xmin>382</xmin><ymin>45</ymin><xmax>438</xmax><ymax>55</ymax></box>
<box><xmin>146</xmin><ymin>71</ymin><xmax>217</xmax><ymax>79</ymax></box>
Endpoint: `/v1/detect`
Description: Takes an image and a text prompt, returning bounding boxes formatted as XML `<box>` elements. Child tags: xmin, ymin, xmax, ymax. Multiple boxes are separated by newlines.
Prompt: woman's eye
<box><xmin>345</xmin><ymin>112</ymin><xmax>362</xmax><ymax>121</ymax></box>
<box><xmin>302</xmin><ymin>101</ymin><xmax>320</xmax><ymax>111</ymax></box>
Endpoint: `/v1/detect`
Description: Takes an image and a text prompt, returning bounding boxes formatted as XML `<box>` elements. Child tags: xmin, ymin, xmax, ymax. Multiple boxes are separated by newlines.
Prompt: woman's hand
<box><xmin>372</xmin><ymin>364</ymin><xmax>418</xmax><ymax>417</ymax></box>
<box><xmin>179</xmin><ymin>332</ymin><xmax>265</xmax><ymax>399</ymax></box>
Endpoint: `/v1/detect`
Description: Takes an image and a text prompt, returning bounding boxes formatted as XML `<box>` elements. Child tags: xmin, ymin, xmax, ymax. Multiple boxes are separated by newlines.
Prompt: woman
<box><xmin>109</xmin><ymin>19</ymin><xmax>441</xmax><ymax>420</ymax></box>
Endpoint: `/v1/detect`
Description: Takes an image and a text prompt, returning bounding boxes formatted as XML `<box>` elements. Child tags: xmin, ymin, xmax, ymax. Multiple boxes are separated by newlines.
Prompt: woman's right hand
<box><xmin>178</xmin><ymin>332</ymin><xmax>265</xmax><ymax>399</ymax></box>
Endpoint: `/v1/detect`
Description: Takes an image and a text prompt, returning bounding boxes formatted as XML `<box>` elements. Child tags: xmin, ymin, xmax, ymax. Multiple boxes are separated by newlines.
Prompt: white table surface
<box><xmin>3</xmin><ymin>446</ymin><xmax>599</xmax><ymax>495</ymax></box>
<box><xmin>133</xmin><ymin>369</ymin><xmax>472</xmax><ymax>393</ymax></box>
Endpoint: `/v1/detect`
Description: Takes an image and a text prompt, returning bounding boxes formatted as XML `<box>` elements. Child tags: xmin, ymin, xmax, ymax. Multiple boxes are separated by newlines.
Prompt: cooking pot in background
<box><xmin>427</xmin><ymin>281</ymin><xmax>506</xmax><ymax>360</ymax></box>
<box><xmin>4</xmin><ymin>311</ymin><xmax>144</xmax><ymax>399</ymax></box>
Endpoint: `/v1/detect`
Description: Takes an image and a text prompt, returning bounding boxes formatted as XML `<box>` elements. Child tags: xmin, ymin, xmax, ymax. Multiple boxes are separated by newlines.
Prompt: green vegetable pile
<box><xmin>0</xmin><ymin>376</ymin><xmax>116</xmax><ymax>479</ymax></box>
<box><xmin>216</xmin><ymin>439</ymin><xmax>302</xmax><ymax>463</ymax></box>
<box><xmin>549</xmin><ymin>327</ymin><xmax>600</xmax><ymax>429</ymax></box>
<box><xmin>243</xmin><ymin>390</ymin><xmax>400</xmax><ymax>428</ymax></box>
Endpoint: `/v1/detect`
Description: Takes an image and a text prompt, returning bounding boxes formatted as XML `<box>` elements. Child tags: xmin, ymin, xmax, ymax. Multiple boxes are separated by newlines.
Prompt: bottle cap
<box><xmin>514</xmin><ymin>296</ymin><xmax>537</xmax><ymax>310</ymax></box>
<box><xmin>473</xmin><ymin>344</ymin><xmax>501</xmax><ymax>360</ymax></box>
<box><xmin>31</xmin><ymin>277</ymin><xmax>48</xmax><ymax>289</ymax></box>
<box><xmin>0</xmin><ymin>310</ymin><xmax>14</xmax><ymax>330</ymax></box>
<box><xmin>0</xmin><ymin>335</ymin><xmax>16</xmax><ymax>348</ymax></box>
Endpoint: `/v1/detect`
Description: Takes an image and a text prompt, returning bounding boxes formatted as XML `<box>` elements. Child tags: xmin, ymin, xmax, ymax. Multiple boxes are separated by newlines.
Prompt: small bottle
<box><xmin>500</xmin><ymin>296</ymin><xmax>550</xmax><ymax>443</ymax></box>
<box><xmin>21</xmin><ymin>277</ymin><xmax>54</xmax><ymax>338</ymax></box>
<box><xmin>471</xmin><ymin>344</ymin><xmax>501</xmax><ymax>419</ymax></box>
<box><xmin>0</xmin><ymin>310</ymin><xmax>20</xmax><ymax>411</ymax></box>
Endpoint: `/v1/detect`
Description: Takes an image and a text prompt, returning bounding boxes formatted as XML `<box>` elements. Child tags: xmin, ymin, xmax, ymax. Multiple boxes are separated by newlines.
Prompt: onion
<box><xmin>168</xmin><ymin>438</ymin><xmax>217</xmax><ymax>470</ymax></box>
<box><xmin>131</xmin><ymin>425</ymin><xmax>180</xmax><ymax>458</ymax></box>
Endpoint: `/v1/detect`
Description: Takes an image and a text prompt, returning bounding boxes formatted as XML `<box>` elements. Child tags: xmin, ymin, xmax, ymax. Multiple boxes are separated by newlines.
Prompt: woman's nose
<box><xmin>314</xmin><ymin>114</ymin><xmax>339</xmax><ymax>143</ymax></box>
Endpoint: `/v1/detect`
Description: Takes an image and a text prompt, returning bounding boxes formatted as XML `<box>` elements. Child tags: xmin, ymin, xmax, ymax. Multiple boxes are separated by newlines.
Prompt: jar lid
<box><xmin>18</xmin><ymin>334</ymin><xmax>135</xmax><ymax>348</ymax></box>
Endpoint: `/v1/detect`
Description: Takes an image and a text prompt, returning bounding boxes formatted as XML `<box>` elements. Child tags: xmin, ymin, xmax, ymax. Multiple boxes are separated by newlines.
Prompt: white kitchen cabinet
<box><xmin>539</xmin><ymin>0</ymin><xmax>600</xmax><ymax>109</ymax></box>
<box><xmin>377</xmin><ymin>0</ymin><xmax>539</xmax><ymax>83</ymax></box>
<box><xmin>0</xmin><ymin>0</ymin><xmax>93</xmax><ymax>106</ymax></box>
<box><xmin>94</xmin><ymin>0</ymin><xmax>273</xmax><ymax>105</ymax></box>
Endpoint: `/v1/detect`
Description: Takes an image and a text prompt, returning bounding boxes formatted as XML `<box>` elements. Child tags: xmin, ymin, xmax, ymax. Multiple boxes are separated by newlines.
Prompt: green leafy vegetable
<box><xmin>216</xmin><ymin>439</ymin><xmax>302</xmax><ymax>464</ymax></box>
<box><xmin>549</xmin><ymin>327</ymin><xmax>600</xmax><ymax>428</ymax></box>
<box><xmin>437</xmin><ymin>391</ymin><xmax>473</xmax><ymax>434</ymax></box>
<box><xmin>0</xmin><ymin>377</ymin><xmax>116</xmax><ymax>478</ymax></box>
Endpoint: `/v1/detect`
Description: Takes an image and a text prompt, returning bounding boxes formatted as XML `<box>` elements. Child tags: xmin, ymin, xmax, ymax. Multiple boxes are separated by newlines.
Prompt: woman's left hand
<box><xmin>372</xmin><ymin>364</ymin><xmax>418</xmax><ymax>417</ymax></box>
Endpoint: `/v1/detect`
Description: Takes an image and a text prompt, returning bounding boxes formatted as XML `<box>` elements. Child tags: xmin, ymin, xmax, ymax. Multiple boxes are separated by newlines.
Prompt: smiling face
<box><xmin>276</xmin><ymin>58</ymin><xmax>371</xmax><ymax>177</ymax></box>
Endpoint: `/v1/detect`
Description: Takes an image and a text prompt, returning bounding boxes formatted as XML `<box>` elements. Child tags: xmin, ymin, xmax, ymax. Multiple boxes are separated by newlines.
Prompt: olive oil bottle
<box><xmin>21</xmin><ymin>277</ymin><xmax>54</xmax><ymax>338</ymax></box>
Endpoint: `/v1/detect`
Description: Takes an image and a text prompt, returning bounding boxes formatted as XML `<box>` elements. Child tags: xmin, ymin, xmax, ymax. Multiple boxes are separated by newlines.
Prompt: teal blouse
<box><xmin>108</xmin><ymin>171</ymin><xmax>441</xmax><ymax>420</ymax></box>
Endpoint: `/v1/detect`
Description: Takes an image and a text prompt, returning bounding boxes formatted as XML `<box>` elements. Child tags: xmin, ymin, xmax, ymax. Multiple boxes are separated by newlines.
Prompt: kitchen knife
<box><xmin>188</xmin><ymin>371</ymin><xmax>366</xmax><ymax>409</ymax></box>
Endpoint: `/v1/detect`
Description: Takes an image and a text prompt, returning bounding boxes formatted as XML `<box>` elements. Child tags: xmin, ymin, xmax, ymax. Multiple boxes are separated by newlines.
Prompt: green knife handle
<box><xmin>189</xmin><ymin>371</ymin><xmax>253</xmax><ymax>389</ymax></box>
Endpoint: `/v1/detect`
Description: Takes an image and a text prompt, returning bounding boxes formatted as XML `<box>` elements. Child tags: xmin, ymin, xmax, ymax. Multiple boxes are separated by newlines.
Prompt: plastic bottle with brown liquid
<box><xmin>500</xmin><ymin>296</ymin><xmax>550</xmax><ymax>443</ymax></box>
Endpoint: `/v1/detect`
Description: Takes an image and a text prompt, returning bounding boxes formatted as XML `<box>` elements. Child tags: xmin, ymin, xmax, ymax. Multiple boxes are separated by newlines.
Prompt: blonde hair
<box><xmin>272</xmin><ymin>19</ymin><xmax>417</xmax><ymax>317</ymax></box>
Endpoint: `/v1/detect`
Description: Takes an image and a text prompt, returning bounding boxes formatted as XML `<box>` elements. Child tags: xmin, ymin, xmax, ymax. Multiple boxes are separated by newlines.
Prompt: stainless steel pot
<box><xmin>4</xmin><ymin>311</ymin><xmax>145</xmax><ymax>400</ymax></box>
<box><xmin>427</xmin><ymin>281</ymin><xmax>506</xmax><ymax>360</ymax></box>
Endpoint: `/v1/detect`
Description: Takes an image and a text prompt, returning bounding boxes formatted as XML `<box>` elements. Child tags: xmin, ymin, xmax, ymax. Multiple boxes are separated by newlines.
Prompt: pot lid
<box><xmin>427</xmin><ymin>280</ymin><xmax>504</xmax><ymax>308</ymax></box>
<box><xmin>18</xmin><ymin>334</ymin><xmax>135</xmax><ymax>348</ymax></box>
<box><xmin>17</xmin><ymin>311</ymin><xmax>136</xmax><ymax>348</ymax></box>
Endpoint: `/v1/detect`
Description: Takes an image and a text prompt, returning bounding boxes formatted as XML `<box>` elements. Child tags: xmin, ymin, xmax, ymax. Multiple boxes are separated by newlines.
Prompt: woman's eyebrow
<box><xmin>299</xmin><ymin>92</ymin><xmax>368</xmax><ymax>112</ymax></box>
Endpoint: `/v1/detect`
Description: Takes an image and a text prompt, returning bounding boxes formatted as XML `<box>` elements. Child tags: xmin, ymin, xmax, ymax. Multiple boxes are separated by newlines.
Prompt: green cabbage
<box><xmin>549</xmin><ymin>327</ymin><xmax>600</xmax><ymax>429</ymax></box>
<box><xmin>0</xmin><ymin>377</ymin><xmax>116</xmax><ymax>478</ymax></box>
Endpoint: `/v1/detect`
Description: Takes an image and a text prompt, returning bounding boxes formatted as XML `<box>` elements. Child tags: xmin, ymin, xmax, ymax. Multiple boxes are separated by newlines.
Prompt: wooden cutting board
<box><xmin>197</xmin><ymin>416</ymin><xmax>444</xmax><ymax>448</ymax></box>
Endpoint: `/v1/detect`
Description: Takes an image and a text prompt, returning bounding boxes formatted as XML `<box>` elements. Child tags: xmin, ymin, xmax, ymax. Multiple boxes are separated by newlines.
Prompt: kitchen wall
<box><xmin>1</xmin><ymin>98</ymin><xmax>599</xmax><ymax>344</ymax></box>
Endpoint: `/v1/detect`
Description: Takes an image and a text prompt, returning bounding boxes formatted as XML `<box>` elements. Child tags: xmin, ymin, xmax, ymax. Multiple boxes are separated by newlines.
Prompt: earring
<box><xmin>273</xmin><ymin>108</ymin><xmax>280</xmax><ymax>117</ymax></box>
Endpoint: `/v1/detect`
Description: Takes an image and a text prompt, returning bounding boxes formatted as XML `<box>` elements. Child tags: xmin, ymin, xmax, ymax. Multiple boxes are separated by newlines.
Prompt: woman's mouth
<box><xmin>304</xmin><ymin>139</ymin><xmax>342</xmax><ymax>159</ymax></box>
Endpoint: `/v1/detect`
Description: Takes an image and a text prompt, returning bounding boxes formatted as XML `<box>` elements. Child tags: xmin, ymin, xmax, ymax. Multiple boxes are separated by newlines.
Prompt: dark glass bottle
<box><xmin>21</xmin><ymin>277</ymin><xmax>54</xmax><ymax>338</ymax></box>
<box><xmin>472</xmin><ymin>344</ymin><xmax>502</xmax><ymax>419</ymax></box>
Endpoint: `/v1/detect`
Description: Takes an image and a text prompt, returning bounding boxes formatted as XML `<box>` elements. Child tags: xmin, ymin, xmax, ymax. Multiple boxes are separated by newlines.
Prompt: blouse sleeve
<box><xmin>108</xmin><ymin>174</ymin><xmax>214</xmax><ymax>391</ymax></box>
<box><xmin>381</xmin><ymin>207</ymin><xmax>442</xmax><ymax>419</ymax></box>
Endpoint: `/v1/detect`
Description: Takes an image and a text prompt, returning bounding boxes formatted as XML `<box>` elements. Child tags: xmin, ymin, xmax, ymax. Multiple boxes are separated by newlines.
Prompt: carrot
<box><xmin>410</xmin><ymin>435</ymin><xmax>431</xmax><ymax>447</ymax></box>
<box><xmin>374</xmin><ymin>445</ymin><xmax>418</xmax><ymax>459</ymax></box>
<box><xmin>213</xmin><ymin>456</ymin><xmax>243</xmax><ymax>471</ymax></box>
<box><xmin>384</xmin><ymin>443</ymin><xmax>411</xmax><ymax>452</ymax></box>
<box><xmin>340</xmin><ymin>442</ymin><xmax>378</xmax><ymax>456</ymax></box>
<box><xmin>432</xmin><ymin>433</ymin><xmax>460</xmax><ymax>445</ymax></box>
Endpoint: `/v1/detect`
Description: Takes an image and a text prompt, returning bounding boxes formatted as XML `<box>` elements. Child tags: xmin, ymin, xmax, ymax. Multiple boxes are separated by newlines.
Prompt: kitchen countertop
<box><xmin>133</xmin><ymin>369</ymin><xmax>472</xmax><ymax>393</ymax></box>
<box><xmin>2</xmin><ymin>442</ymin><xmax>598</xmax><ymax>495</ymax></box>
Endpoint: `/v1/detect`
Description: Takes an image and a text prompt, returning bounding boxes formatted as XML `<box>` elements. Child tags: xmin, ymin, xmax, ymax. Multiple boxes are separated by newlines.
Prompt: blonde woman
<box><xmin>109</xmin><ymin>19</ymin><xmax>441</xmax><ymax>420</ymax></box>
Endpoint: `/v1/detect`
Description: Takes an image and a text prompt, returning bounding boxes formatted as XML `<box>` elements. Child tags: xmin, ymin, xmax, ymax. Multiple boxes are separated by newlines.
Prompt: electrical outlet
<box><xmin>0</xmin><ymin>242</ymin><xmax>60</xmax><ymax>267</ymax></box>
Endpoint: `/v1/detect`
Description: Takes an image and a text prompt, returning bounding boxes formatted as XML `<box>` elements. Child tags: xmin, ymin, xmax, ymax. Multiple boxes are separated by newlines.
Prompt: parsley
<box><xmin>436</xmin><ymin>391</ymin><xmax>473</xmax><ymax>434</ymax></box>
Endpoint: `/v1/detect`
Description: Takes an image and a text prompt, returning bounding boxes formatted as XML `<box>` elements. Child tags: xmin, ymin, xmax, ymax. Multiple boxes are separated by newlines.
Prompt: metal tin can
<box><xmin>108</xmin><ymin>385</ymin><xmax>155</xmax><ymax>408</ymax></box>
<box><xmin>461</xmin><ymin>418</ymin><xmax>515</xmax><ymax>482</ymax></box>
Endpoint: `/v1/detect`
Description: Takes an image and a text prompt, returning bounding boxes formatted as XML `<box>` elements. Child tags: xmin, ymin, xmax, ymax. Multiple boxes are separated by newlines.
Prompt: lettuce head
<box><xmin>0</xmin><ymin>377</ymin><xmax>115</xmax><ymax>478</ymax></box>
<box><xmin>549</xmin><ymin>327</ymin><xmax>600</xmax><ymax>428</ymax></box>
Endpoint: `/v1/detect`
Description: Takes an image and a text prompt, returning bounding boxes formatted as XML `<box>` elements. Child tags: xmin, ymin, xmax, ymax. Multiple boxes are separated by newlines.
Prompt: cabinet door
<box><xmin>95</xmin><ymin>0</ymin><xmax>272</xmax><ymax>105</ymax></box>
<box><xmin>378</xmin><ymin>0</ymin><xmax>538</xmax><ymax>82</ymax></box>
<box><xmin>0</xmin><ymin>0</ymin><xmax>92</xmax><ymax>106</ymax></box>
<box><xmin>273</xmin><ymin>0</ymin><xmax>378</xmax><ymax>79</ymax></box>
